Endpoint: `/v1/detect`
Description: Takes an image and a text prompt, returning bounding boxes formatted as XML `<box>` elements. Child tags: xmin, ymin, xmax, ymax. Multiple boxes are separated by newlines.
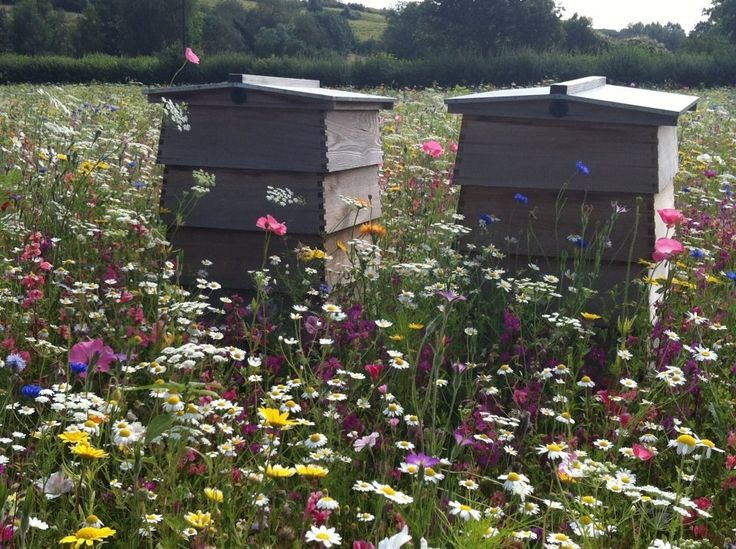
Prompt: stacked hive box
<box><xmin>146</xmin><ymin>74</ymin><xmax>394</xmax><ymax>290</ymax></box>
<box><xmin>446</xmin><ymin>76</ymin><xmax>698</xmax><ymax>308</ymax></box>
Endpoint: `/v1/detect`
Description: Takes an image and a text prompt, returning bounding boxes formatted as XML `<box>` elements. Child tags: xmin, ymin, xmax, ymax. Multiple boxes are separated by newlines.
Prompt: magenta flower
<box><xmin>657</xmin><ymin>208</ymin><xmax>686</xmax><ymax>227</ymax></box>
<box><xmin>68</xmin><ymin>338</ymin><xmax>117</xmax><ymax>373</ymax></box>
<box><xmin>405</xmin><ymin>453</ymin><xmax>440</xmax><ymax>467</ymax></box>
<box><xmin>422</xmin><ymin>140</ymin><xmax>444</xmax><ymax>158</ymax></box>
<box><xmin>184</xmin><ymin>47</ymin><xmax>200</xmax><ymax>65</ymax></box>
<box><xmin>652</xmin><ymin>237</ymin><xmax>685</xmax><ymax>262</ymax></box>
<box><xmin>256</xmin><ymin>214</ymin><xmax>287</xmax><ymax>236</ymax></box>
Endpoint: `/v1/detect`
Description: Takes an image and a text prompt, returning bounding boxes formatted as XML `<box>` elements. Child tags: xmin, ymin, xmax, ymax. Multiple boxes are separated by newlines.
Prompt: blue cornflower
<box><xmin>690</xmin><ymin>249</ymin><xmax>704</xmax><ymax>259</ymax></box>
<box><xmin>514</xmin><ymin>193</ymin><xmax>529</xmax><ymax>205</ymax></box>
<box><xmin>131</xmin><ymin>181</ymin><xmax>146</xmax><ymax>189</ymax></box>
<box><xmin>479</xmin><ymin>213</ymin><xmax>500</xmax><ymax>227</ymax></box>
<box><xmin>70</xmin><ymin>362</ymin><xmax>88</xmax><ymax>374</ymax></box>
<box><xmin>319</xmin><ymin>283</ymin><xmax>331</xmax><ymax>295</ymax></box>
<box><xmin>5</xmin><ymin>353</ymin><xmax>27</xmax><ymax>372</ymax></box>
<box><xmin>21</xmin><ymin>384</ymin><xmax>43</xmax><ymax>399</ymax></box>
<box><xmin>726</xmin><ymin>271</ymin><xmax>736</xmax><ymax>281</ymax></box>
<box><xmin>576</xmin><ymin>160</ymin><xmax>590</xmax><ymax>176</ymax></box>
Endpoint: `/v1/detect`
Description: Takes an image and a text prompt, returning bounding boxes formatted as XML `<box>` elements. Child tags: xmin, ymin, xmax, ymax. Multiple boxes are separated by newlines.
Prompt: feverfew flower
<box><xmin>305</xmin><ymin>525</ymin><xmax>342</xmax><ymax>547</ymax></box>
<box><xmin>448</xmin><ymin>500</ymin><xmax>481</xmax><ymax>521</ymax></box>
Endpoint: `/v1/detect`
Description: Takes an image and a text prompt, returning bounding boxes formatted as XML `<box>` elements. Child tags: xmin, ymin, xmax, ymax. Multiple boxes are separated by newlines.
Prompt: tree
<box><xmin>620</xmin><ymin>21</ymin><xmax>686</xmax><ymax>51</ymax></box>
<box><xmin>706</xmin><ymin>0</ymin><xmax>736</xmax><ymax>43</ymax></box>
<box><xmin>10</xmin><ymin>0</ymin><xmax>54</xmax><ymax>54</ymax></box>
<box><xmin>561</xmin><ymin>14</ymin><xmax>606</xmax><ymax>53</ymax></box>
<box><xmin>201</xmin><ymin>0</ymin><xmax>250</xmax><ymax>53</ymax></box>
<box><xmin>383</xmin><ymin>0</ymin><xmax>563</xmax><ymax>57</ymax></box>
<box><xmin>116</xmin><ymin>0</ymin><xmax>197</xmax><ymax>56</ymax></box>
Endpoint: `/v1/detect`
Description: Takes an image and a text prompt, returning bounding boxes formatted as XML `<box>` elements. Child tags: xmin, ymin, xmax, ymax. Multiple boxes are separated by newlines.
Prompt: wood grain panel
<box><xmin>457</xmin><ymin>185</ymin><xmax>659</xmax><ymax>262</ymax></box>
<box><xmin>169</xmin><ymin>226</ymin><xmax>360</xmax><ymax>290</ymax></box>
<box><xmin>498</xmin><ymin>254</ymin><xmax>651</xmax><ymax>314</ymax></box>
<box><xmin>322</xmin><ymin>166</ymin><xmax>382</xmax><ymax>233</ymax></box>
<box><xmin>454</xmin><ymin>118</ymin><xmax>660</xmax><ymax>193</ymax></box>
<box><xmin>161</xmin><ymin>167</ymin><xmax>324</xmax><ymax>233</ymax></box>
<box><xmin>325</xmin><ymin>111</ymin><xmax>383</xmax><ymax>172</ymax></box>
<box><xmin>158</xmin><ymin>107</ymin><xmax>326</xmax><ymax>172</ymax></box>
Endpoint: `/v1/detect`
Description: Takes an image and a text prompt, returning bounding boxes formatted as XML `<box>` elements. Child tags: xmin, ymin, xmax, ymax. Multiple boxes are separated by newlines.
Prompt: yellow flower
<box><xmin>184</xmin><ymin>510</ymin><xmax>212</xmax><ymax>529</ymax></box>
<box><xmin>70</xmin><ymin>442</ymin><xmax>109</xmax><ymax>460</ymax></box>
<box><xmin>57</xmin><ymin>153</ymin><xmax>68</xmax><ymax>161</ymax></box>
<box><xmin>266</xmin><ymin>464</ymin><xmax>296</xmax><ymax>478</ymax></box>
<box><xmin>258</xmin><ymin>407</ymin><xmax>297</xmax><ymax>430</ymax></box>
<box><xmin>58</xmin><ymin>431</ymin><xmax>90</xmax><ymax>445</ymax></box>
<box><xmin>295</xmin><ymin>464</ymin><xmax>329</xmax><ymax>478</ymax></box>
<box><xmin>60</xmin><ymin>526</ymin><xmax>116</xmax><ymax>547</ymax></box>
<box><xmin>581</xmin><ymin>312</ymin><xmax>601</xmax><ymax>320</ymax></box>
<box><xmin>389</xmin><ymin>334</ymin><xmax>404</xmax><ymax>341</ymax></box>
<box><xmin>336</xmin><ymin>240</ymin><xmax>348</xmax><ymax>253</ymax></box>
<box><xmin>298</xmin><ymin>247</ymin><xmax>327</xmax><ymax>262</ymax></box>
<box><xmin>408</xmin><ymin>323</ymin><xmax>424</xmax><ymax>330</ymax></box>
<box><xmin>204</xmin><ymin>488</ymin><xmax>224</xmax><ymax>503</ymax></box>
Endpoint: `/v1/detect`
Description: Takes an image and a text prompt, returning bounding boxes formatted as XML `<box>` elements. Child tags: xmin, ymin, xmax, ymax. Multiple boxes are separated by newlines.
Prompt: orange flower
<box><xmin>359</xmin><ymin>223</ymin><xmax>387</xmax><ymax>238</ymax></box>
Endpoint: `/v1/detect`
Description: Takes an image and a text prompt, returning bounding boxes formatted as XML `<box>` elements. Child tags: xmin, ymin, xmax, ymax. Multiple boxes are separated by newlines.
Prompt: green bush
<box><xmin>0</xmin><ymin>49</ymin><xmax>735</xmax><ymax>87</ymax></box>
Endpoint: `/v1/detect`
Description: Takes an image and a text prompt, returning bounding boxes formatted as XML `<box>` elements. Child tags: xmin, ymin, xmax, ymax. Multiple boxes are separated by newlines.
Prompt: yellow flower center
<box><xmin>118</xmin><ymin>428</ymin><xmax>131</xmax><ymax>438</ymax></box>
<box><xmin>582</xmin><ymin>496</ymin><xmax>596</xmax><ymax>505</ymax></box>
<box><xmin>676</xmin><ymin>434</ymin><xmax>697</xmax><ymax>447</ymax></box>
<box><xmin>310</xmin><ymin>434</ymin><xmax>322</xmax><ymax>442</ymax></box>
<box><xmin>701</xmin><ymin>438</ymin><xmax>715</xmax><ymax>448</ymax></box>
<box><xmin>580</xmin><ymin>515</ymin><xmax>593</xmax><ymax>526</ymax></box>
<box><xmin>86</xmin><ymin>515</ymin><xmax>99</xmax><ymax>524</ymax></box>
<box><xmin>316</xmin><ymin>533</ymin><xmax>331</xmax><ymax>541</ymax></box>
<box><xmin>166</xmin><ymin>395</ymin><xmax>181</xmax><ymax>406</ymax></box>
<box><xmin>507</xmin><ymin>472</ymin><xmax>521</xmax><ymax>482</ymax></box>
<box><xmin>560</xmin><ymin>412</ymin><xmax>572</xmax><ymax>420</ymax></box>
<box><xmin>380</xmin><ymin>486</ymin><xmax>396</xmax><ymax>496</ymax></box>
<box><xmin>581</xmin><ymin>376</ymin><xmax>592</xmax><ymax>383</ymax></box>
<box><xmin>547</xmin><ymin>443</ymin><xmax>563</xmax><ymax>452</ymax></box>
<box><xmin>460</xmin><ymin>504</ymin><xmax>472</xmax><ymax>512</ymax></box>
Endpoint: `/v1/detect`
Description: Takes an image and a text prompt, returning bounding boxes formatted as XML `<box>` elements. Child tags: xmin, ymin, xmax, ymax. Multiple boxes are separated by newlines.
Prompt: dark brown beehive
<box><xmin>446</xmin><ymin>76</ymin><xmax>698</xmax><ymax>308</ymax></box>
<box><xmin>146</xmin><ymin>74</ymin><xmax>394</xmax><ymax>290</ymax></box>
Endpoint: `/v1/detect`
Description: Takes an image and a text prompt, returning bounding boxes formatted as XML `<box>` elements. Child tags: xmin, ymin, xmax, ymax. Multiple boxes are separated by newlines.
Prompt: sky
<box><xmin>356</xmin><ymin>0</ymin><xmax>713</xmax><ymax>32</ymax></box>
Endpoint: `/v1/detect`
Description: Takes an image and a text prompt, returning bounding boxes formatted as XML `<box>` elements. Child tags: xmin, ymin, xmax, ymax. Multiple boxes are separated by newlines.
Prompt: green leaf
<box><xmin>144</xmin><ymin>414</ymin><xmax>175</xmax><ymax>445</ymax></box>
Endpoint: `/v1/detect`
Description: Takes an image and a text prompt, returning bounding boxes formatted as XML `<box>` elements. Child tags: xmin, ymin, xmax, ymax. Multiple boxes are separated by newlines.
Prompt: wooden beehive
<box><xmin>145</xmin><ymin>74</ymin><xmax>394</xmax><ymax>290</ymax></box>
<box><xmin>446</xmin><ymin>76</ymin><xmax>698</xmax><ymax>309</ymax></box>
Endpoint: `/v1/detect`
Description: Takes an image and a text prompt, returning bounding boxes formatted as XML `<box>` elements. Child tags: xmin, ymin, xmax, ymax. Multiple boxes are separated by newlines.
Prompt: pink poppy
<box><xmin>422</xmin><ymin>140</ymin><xmax>444</xmax><ymax>158</ymax></box>
<box><xmin>353</xmin><ymin>432</ymin><xmax>379</xmax><ymax>452</ymax></box>
<box><xmin>632</xmin><ymin>443</ymin><xmax>654</xmax><ymax>461</ymax></box>
<box><xmin>256</xmin><ymin>214</ymin><xmax>287</xmax><ymax>236</ymax></box>
<box><xmin>652</xmin><ymin>237</ymin><xmax>685</xmax><ymax>261</ymax></box>
<box><xmin>184</xmin><ymin>47</ymin><xmax>200</xmax><ymax>65</ymax></box>
<box><xmin>657</xmin><ymin>208</ymin><xmax>686</xmax><ymax>227</ymax></box>
<box><xmin>69</xmin><ymin>338</ymin><xmax>117</xmax><ymax>373</ymax></box>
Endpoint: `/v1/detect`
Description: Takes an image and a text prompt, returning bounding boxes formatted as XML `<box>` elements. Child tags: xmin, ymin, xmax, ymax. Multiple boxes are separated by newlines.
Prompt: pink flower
<box><xmin>353</xmin><ymin>432</ymin><xmax>379</xmax><ymax>452</ymax></box>
<box><xmin>69</xmin><ymin>338</ymin><xmax>117</xmax><ymax>373</ymax></box>
<box><xmin>256</xmin><ymin>214</ymin><xmax>287</xmax><ymax>236</ymax></box>
<box><xmin>632</xmin><ymin>443</ymin><xmax>654</xmax><ymax>461</ymax></box>
<box><xmin>422</xmin><ymin>140</ymin><xmax>444</xmax><ymax>158</ymax></box>
<box><xmin>653</xmin><ymin>237</ymin><xmax>685</xmax><ymax>261</ymax></box>
<box><xmin>657</xmin><ymin>208</ymin><xmax>686</xmax><ymax>227</ymax></box>
<box><xmin>184</xmin><ymin>47</ymin><xmax>200</xmax><ymax>65</ymax></box>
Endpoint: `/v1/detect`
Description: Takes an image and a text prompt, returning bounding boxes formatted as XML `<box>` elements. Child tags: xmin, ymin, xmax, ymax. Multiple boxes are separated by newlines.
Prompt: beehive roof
<box><xmin>446</xmin><ymin>76</ymin><xmax>698</xmax><ymax>125</ymax></box>
<box><xmin>145</xmin><ymin>74</ymin><xmax>394</xmax><ymax>110</ymax></box>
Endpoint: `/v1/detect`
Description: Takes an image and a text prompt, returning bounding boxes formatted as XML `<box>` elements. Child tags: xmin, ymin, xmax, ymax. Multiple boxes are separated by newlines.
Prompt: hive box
<box><xmin>446</xmin><ymin>76</ymin><xmax>698</xmax><ymax>309</ymax></box>
<box><xmin>146</xmin><ymin>74</ymin><xmax>394</xmax><ymax>290</ymax></box>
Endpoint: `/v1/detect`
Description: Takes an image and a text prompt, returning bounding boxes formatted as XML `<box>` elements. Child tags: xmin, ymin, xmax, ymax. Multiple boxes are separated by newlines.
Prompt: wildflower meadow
<box><xmin>0</xmin><ymin>82</ymin><xmax>735</xmax><ymax>548</ymax></box>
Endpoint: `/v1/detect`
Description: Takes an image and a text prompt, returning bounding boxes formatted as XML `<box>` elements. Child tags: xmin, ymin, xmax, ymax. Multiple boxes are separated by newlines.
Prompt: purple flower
<box><xmin>405</xmin><ymin>453</ymin><xmax>440</xmax><ymax>468</ymax></box>
<box><xmin>35</xmin><ymin>471</ymin><xmax>74</xmax><ymax>500</ymax></box>
<box><xmin>68</xmin><ymin>339</ymin><xmax>117</xmax><ymax>373</ymax></box>
<box><xmin>436</xmin><ymin>290</ymin><xmax>466</xmax><ymax>303</ymax></box>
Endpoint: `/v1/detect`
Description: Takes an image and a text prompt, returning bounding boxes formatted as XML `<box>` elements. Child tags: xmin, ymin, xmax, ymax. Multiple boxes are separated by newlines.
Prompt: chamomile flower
<box><xmin>304</xmin><ymin>433</ymin><xmax>328</xmax><ymax>448</ymax></box>
<box><xmin>448</xmin><ymin>500</ymin><xmax>481</xmax><ymax>521</ymax></box>
<box><xmin>305</xmin><ymin>525</ymin><xmax>342</xmax><ymax>547</ymax></box>
<box><xmin>537</xmin><ymin>441</ymin><xmax>569</xmax><ymax>460</ymax></box>
<box><xmin>498</xmin><ymin>471</ymin><xmax>534</xmax><ymax>500</ymax></box>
